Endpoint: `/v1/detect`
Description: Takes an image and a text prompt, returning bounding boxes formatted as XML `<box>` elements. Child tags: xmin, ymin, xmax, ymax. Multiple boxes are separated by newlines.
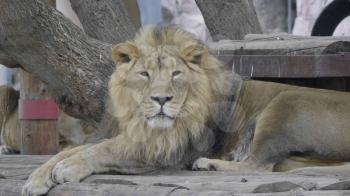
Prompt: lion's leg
<box><xmin>24</xmin><ymin>137</ymin><xmax>156</xmax><ymax>196</ymax></box>
<box><xmin>50</xmin><ymin>137</ymin><xmax>156</xmax><ymax>185</ymax></box>
<box><xmin>273</xmin><ymin>156</ymin><xmax>345</xmax><ymax>172</ymax></box>
<box><xmin>193</xmin><ymin>157</ymin><xmax>274</xmax><ymax>172</ymax></box>
<box><xmin>22</xmin><ymin>144</ymin><xmax>90</xmax><ymax>196</ymax></box>
<box><xmin>193</xmin><ymin>104</ymin><xmax>301</xmax><ymax>172</ymax></box>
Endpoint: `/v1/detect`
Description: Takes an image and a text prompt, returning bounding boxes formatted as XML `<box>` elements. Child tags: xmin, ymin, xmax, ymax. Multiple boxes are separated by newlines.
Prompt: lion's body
<box><xmin>214</xmin><ymin>80</ymin><xmax>350</xmax><ymax>171</ymax></box>
<box><xmin>0</xmin><ymin>86</ymin><xmax>20</xmax><ymax>154</ymax></box>
<box><xmin>22</xmin><ymin>26</ymin><xmax>350</xmax><ymax>196</ymax></box>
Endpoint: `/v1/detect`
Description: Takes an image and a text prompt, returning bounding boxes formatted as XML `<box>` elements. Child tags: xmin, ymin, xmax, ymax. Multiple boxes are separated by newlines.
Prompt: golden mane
<box><xmin>108</xmin><ymin>26</ymin><xmax>233</xmax><ymax>166</ymax></box>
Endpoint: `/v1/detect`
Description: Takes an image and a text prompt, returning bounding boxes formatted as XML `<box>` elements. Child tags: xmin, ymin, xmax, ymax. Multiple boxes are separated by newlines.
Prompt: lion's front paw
<box><xmin>192</xmin><ymin>157</ymin><xmax>218</xmax><ymax>171</ymax></box>
<box><xmin>52</xmin><ymin>155</ymin><xmax>93</xmax><ymax>184</ymax></box>
<box><xmin>22</xmin><ymin>174</ymin><xmax>55</xmax><ymax>196</ymax></box>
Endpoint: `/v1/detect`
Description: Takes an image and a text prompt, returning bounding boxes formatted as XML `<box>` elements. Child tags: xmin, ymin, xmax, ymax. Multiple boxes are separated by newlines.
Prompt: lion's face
<box><xmin>124</xmin><ymin>47</ymin><xmax>193</xmax><ymax>128</ymax></box>
<box><xmin>109</xmin><ymin>27</ymin><xmax>231</xmax><ymax>131</ymax></box>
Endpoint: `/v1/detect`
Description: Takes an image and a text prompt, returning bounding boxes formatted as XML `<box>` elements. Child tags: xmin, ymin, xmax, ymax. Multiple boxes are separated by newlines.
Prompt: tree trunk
<box><xmin>70</xmin><ymin>0</ymin><xmax>137</xmax><ymax>44</ymax></box>
<box><xmin>253</xmin><ymin>0</ymin><xmax>288</xmax><ymax>33</ymax></box>
<box><xmin>0</xmin><ymin>51</ymin><xmax>19</xmax><ymax>68</ymax></box>
<box><xmin>195</xmin><ymin>0</ymin><xmax>262</xmax><ymax>41</ymax></box>
<box><xmin>0</xmin><ymin>0</ymin><xmax>114</xmax><ymax>122</ymax></box>
<box><xmin>122</xmin><ymin>0</ymin><xmax>141</xmax><ymax>29</ymax></box>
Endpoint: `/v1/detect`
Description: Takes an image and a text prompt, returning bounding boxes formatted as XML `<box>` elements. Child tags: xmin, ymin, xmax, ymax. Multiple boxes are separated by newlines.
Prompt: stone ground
<box><xmin>1</xmin><ymin>155</ymin><xmax>350</xmax><ymax>195</ymax></box>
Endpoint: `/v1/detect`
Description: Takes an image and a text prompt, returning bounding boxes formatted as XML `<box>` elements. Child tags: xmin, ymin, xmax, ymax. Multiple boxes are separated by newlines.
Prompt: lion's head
<box><xmin>109</xmin><ymin>26</ymin><xmax>232</xmax><ymax>138</ymax></box>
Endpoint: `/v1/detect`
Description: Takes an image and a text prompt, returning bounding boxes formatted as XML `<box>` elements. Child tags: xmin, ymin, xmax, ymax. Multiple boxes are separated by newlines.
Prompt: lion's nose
<box><xmin>151</xmin><ymin>96</ymin><xmax>173</xmax><ymax>106</ymax></box>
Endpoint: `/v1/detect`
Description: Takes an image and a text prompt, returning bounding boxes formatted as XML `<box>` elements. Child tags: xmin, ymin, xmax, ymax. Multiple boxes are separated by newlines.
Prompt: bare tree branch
<box><xmin>70</xmin><ymin>0</ymin><xmax>137</xmax><ymax>44</ymax></box>
<box><xmin>0</xmin><ymin>50</ymin><xmax>20</xmax><ymax>68</ymax></box>
<box><xmin>195</xmin><ymin>0</ymin><xmax>262</xmax><ymax>41</ymax></box>
<box><xmin>0</xmin><ymin>0</ymin><xmax>114</xmax><ymax>122</ymax></box>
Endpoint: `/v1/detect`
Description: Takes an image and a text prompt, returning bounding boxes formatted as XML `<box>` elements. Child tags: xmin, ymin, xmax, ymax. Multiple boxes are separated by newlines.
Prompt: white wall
<box><xmin>0</xmin><ymin>66</ymin><xmax>11</xmax><ymax>86</ymax></box>
<box><xmin>56</xmin><ymin>0</ymin><xmax>83</xmax><ymax>28</ymax></box>
<box><xmin>293</xmin><ymin>0</ymin><xmax>350</xmax><ymax>36</ymax></box>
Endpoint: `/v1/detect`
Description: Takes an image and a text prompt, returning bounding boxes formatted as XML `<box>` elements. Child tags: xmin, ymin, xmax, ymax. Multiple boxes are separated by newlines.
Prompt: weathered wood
<box><xmin>0</xmin><ymin>0</ymin><xmax>114</xmax><ymax>122</ymax></box>
<box><xmin>244</xmin><ymin>34</ymin><xmax>350</xmax><ymax>42</ymax></box>
<box><xmin>70</xmin><ymin>0</ymin><xmax>137</xmax><ymax>44</ymax></box>
<box><xmin>231</xmin><ymin>53</ymin><xmax>350</xmax><ymax>78</ymax></box>
<box><xmin>209</xmin><ymin>35</ymin><xmax>350</xmax><ymax>78</ymax></box>
<box><xmin>2</xmin><ymin>155</ymin><xmax>350</xmax><ymax>195</ymax></box>
<box><xmin>0</xmin><ymin>50</ymin><xmax>19</xmax><ymax>68</ymax></box>
<box><xmin>19</xmin><ymin>70</ymin><xmax>59</xmax><ymax>155</ymax></box>
<box><xmin>0</xmin><ymin>179</ymin><xmax>241</xmax><ymax>196</ymax></box>
<box><xmin>0</xmin><ymin>155</ymin><xmax>51</xmax><ymax>180</ymax></box>
<box><xmin>0</xmin><ymin>155</ymin><xmax>350</xmax><ymax>195</ymax></box>
<box><xmin>209</xmin><ymin>39</ymin><xmax>350</xmax><ymax>56</ymax></box>
<box><xmin>253</xmin><ymin>0</ymin><xmax>288</xmax><ymax>33</ymax></box>
<box><xmin>195</xmin><ymin>0</ymin><xmax>262</xmax><ymax>41</ymax></box>
<box><xmin>122</xmin><ymin>0</ymin><xmax>141</xmax><ymax>29</ymax></box>
<box><xmin>19</xmin><ymin>0</ymin><xmax>59</xmax><ymax>155</ymax></box>
<box><xmin>83</xmin><ymin>173</ymin><xmax>339</xmax><ymax>193</ymax></box>
<box><xmin>3</xmin><ymin>179</ymin><xmax>350</xmax><ymax>196</ymax></box>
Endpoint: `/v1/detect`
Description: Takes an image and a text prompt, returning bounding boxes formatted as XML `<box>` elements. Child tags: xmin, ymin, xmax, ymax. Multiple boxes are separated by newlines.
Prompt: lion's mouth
<box><xmin>146</xmin><ymin>111</ymin><xmax>175</xmax><ymax>129</ymax></box>
<box><xmin>148</xmin><ymin>111</ymin><xmax>174</xmax><ymax>120</ymax></box>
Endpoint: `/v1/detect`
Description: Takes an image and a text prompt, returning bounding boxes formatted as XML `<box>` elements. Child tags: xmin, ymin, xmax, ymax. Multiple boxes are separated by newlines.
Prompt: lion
<box><xmin>0</xmin><ymin>86</ymin><xmax>108</xmax><ymax>154</ymax></box>
<box><xmin>0</xmin><ymin>86</ymin><xmax>20</xmax><ymax>154</ymax></box>
<box><xmin>22</xmin><ymin>26</ymin><xmax>350</xmax><ymax>196</ymax></box>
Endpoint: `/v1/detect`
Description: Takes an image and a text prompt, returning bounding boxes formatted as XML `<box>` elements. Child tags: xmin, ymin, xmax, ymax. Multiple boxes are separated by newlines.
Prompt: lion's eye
<box><xmin>139</xmin><ymin>71</ymin><xmax>150</xmax><ymax>78</ymax></box>
<box><xmin>172</xmin><ymin>70</ymin><xmax>182</xmax><ymax>78</ymax></box>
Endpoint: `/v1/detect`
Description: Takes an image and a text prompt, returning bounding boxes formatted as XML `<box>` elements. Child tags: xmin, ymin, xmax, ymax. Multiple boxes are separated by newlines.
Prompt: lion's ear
<box><xmin>180</xmin><ymin>44</ymin><xmax>208</xmax><ymax>65</ymax></box>
<box><xmin>111</xmin><ymin>42</ymin><xmax>139</xmax><ymax>64</ymax></box>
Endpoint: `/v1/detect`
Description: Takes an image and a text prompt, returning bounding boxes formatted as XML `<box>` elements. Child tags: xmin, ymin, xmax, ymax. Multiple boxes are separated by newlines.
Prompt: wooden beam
<box><xmin>19</xmin><ymin>70</ymin><xmax>59</xmax><ymax>155</ymax></box>
<box><xmin>244</xmin><ymin>34</ymin><xmax>350</xmax><ymax>42</ymax></box>
<box><xmin>209</xmin><ymin>37</ymin><xmax>350</xmax><ymax>78</ymax></box>
<box><xmin>19</xmin><ymin>0</ymin><xmax>58</xmax><ymax>155</ymax></box>
<box><xmin>230</xmin><ymin>53</ymin><xmax>350</xmax><ymax>78</ymax></box>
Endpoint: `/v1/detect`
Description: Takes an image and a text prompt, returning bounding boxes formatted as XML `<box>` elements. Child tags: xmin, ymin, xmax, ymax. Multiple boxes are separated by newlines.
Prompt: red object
<box><xmin>19</xmin><ymin>99</ymin><xmax>59</xmax><ymax>120</ymax></box>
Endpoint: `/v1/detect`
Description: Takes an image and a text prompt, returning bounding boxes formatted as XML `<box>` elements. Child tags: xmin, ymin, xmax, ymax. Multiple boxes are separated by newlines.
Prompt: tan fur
<box><xmin>193</xmin><ymin>81</ymin><xmax>350</xmax><ymax>172</ymax></box>
<box><xmin>0</xmin><ymin>86</ymin><xmax>20</xmax><ymax>153</ymax></box>
<box><xmin>107</xmin><ymin>26</ymin><xmax>232</xmax><ymax>166</ymax></box>
<box><xmin>23</xmin><ymin>26</ymin><xmax>350</xmax><ymax>196</ymax></box>
<box><xmin>23</xmin><ymin>26</ymin><xmax>233</xmax><ymax>195</ymax></box>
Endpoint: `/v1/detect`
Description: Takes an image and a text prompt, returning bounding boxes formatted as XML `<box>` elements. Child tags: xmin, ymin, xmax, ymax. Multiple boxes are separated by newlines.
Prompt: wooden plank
<box><xmin>229</xmin><ymin>53</ymin><xmax>350</xmax><ymax>78</ymax></box>
<box><xmin>215</xmin><ymin>53</ymin><xmax>350</xmax><ymax>78</ymax></box>
<box><xmin>209</xmin><ymin>37</ymin><xmax>350</xmax><ymax>78</ymax></box>
<box><xmin>3</xmin><ymin>179</ymin><xmax>350</xmax><ymax>196</ymax></box>
<box><xmin>244</xmin><ymin>34</ymin><xmax>350</xmax><ymax>42</ymax></box>
<box><xmin>2</xmin><ymin>155</ymin><xmax>350</xmax><ymax>195</ymax></box>
<box><xmin>19</xmin><ymin>70</ymin><xmax>59</xmax><ymax>155</ymax></box>
<box><xmin>0</xmin><ymin>155</ymin><xmax>51</xmax><ymax>180</ymax></box>
<box><xmin>209</xmin><ymin>39</ymin><xmax>350</xmax><ymax>56</ymax></box>
<box><xmin>83</xmin><ymin>173</ymin><xmax>339</xmax><ymax>193</ymax></box>
<box><xmin>18</xmin><ymin>0</ymin><xmax>59</xmax><ymax>155</ymax></box>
